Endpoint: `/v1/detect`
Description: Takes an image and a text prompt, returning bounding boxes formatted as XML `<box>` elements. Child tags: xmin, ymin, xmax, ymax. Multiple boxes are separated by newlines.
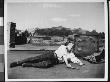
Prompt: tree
<box><xmin>24</xmin><ymin>30</ymin><xmax>30</xmax><ymax>37</ymax></box>
<box><xmin>99</xmin><ymin>32</ymin><xmax>105</xmax><ymax>39</ymax></box>
<box><xmin>91</xmin><ymin>30</ymin><xmax>98</xmax><ymax>35</ymax></box>
<box><xmin>34</xmin><ymin>26</ymin><xmax>73</xmax><ymax>37</ymax></box>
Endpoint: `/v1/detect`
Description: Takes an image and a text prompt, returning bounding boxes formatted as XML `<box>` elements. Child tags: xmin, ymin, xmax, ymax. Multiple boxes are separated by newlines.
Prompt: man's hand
<box><xmin>66</xmin><ymin>64</ymin><xmax>75</xmax><ymax>69</ymax></box>
<box><xmin>66</xmin><ymin>64</ymin><xmax>72</xmax><ymax>68</ymax></box>
<box><xmin>63</xmin><ymin>55</ymin><xmax>75</xmax><ymax>69</ymax></box>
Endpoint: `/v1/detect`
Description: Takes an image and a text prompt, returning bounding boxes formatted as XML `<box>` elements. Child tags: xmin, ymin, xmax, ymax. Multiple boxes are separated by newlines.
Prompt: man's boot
<box><xmin>10</xmin><ymin>61</ymin><xmax>21</xmax><ymax>68</ymax></box>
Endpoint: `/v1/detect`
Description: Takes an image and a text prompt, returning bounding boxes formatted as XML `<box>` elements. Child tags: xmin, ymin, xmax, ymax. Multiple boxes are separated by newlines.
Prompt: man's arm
<box><xmin>63</xmin><ymin>55</ymin><xmax>75</xmax><ymax>68</ymax></box>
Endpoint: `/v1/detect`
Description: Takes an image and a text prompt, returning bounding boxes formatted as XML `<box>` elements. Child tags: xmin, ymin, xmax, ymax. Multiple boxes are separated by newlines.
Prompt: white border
<box><xmin>104</xmin><ymin>0</ymin><xmax>108</xmax><ymax>81</ymax></box>
<box><xmin>4</xmin><ymin>0</ymin><xmax>107</xmax><ymax>3</ymax></box>
<box><xmin>4</xmin><ymin>0</ymin><xmax>108</xmax><ymax>81</ymax></box>
<box><xmin>4</xmin><ymin>0</ymin><xmax>8</xmax><ymax>80</ymax></box>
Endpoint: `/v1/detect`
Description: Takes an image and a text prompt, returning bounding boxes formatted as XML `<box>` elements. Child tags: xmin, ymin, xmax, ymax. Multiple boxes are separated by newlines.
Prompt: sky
<box><xmin>7</xmin><ymin>2</ymin><xmax>105</xmax><ymax>32</ymax></box>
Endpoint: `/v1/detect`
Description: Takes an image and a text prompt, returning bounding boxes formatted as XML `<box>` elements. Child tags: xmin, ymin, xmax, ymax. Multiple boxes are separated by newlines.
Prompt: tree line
<box><xmin>16</xmin><ymin>26</ymin><xmax>105</xmax><ymax>39</ymax></box>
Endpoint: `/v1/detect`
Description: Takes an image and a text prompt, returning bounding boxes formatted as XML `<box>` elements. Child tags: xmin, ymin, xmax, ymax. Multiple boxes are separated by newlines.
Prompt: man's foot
<box><xmin>67</xmin><ymin>66</ymin><xmax>80</xmax><ymax>70</ymax></box>
<box><xmin>76</xmin><ymin>67</ymin><xmax>80</xmax><ymax>70</ymax></box>
<box><xmin>79</xmin><ymin>63</ymin><xmax>85</xmax><ymax>66</ymax></box>
<box><xmin>67</xmin><ymin>66</ymin><xmax>76</xmax><ymax>69</ymax></box>
<box><xmin>10</xmin><ymin>62</ymin><xmax>18</xmax><ymax>68</ymax></box>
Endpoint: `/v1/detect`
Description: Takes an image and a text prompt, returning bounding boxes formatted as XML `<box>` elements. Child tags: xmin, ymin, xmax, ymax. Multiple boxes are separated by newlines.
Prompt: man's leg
<box><xmin>71</xmin><ymin>57</ymin><xmax>84</xmax><ymax>65</ymax></box>
<box><xmin>10</xmin><ymin>51</ymin><xmax>55</xmax><ymax>68</ymax></box>
<box><xmin>68</xmin><ymin>53</ymin><xmax>84</xmax><ymax>65</ymax></box>
<box><xmin>22</xmin><ymin>60</ymin><xmax>54</xmax><ymax>68</ymax></box>
<box><xmin>10</xmin><ymin>56</ymin><xmax>37</xmax><ymax>68</ymax></box>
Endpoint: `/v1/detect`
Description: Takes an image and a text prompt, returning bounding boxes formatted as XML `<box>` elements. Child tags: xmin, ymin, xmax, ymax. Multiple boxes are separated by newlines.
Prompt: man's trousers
<box><xmin>10</xmin><ymin>51</ymin><xmax>59</xmax><ymax>68</ymax></box>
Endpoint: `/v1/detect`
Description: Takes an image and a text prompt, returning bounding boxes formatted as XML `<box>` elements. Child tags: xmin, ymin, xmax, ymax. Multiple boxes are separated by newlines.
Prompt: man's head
<box><xmin>64</xmin><ymin>42</ymin><xmax>74</xmax><ymax>53</ymax></box>
<box><xmin>65</xmin><ymin>38</ymin><xmax>74</xmax><ymax>46</ymax></box>
<box><xmin>66</xmin><ymin>43</ymin><xmax>74</xmax><ymax>51</ymax></box>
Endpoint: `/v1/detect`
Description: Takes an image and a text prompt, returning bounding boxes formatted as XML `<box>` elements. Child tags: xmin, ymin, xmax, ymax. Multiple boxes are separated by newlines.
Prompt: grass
<box><xmin>8</xmin><ymin>51</ymin><xmax>105</xmax><ymax>79</ymax></box>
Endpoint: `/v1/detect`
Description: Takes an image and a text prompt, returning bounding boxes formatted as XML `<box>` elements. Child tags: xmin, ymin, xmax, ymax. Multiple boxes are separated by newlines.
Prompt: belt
<box><xmin>54</xmin><ymin>53</ymin><xmax>60</xmax><ymax>64</ymax></box>
<box><xmin>54</xmin><ymin>53</ymin><xmax>58</xmax><ymax>58</ymax></box>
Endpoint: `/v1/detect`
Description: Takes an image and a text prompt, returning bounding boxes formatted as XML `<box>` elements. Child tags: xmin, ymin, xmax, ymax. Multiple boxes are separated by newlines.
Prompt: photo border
<box><xmin>4</xmin><ymin>0</ymin><xmax>108</xmax><ymax>81</ymax></box>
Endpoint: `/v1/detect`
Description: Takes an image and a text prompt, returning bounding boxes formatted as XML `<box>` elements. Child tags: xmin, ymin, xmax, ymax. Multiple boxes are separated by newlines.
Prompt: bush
<box><xmin>74</xmin><ymin>35</ymin><xmax>98</xmax><ymax>57</ymax></box>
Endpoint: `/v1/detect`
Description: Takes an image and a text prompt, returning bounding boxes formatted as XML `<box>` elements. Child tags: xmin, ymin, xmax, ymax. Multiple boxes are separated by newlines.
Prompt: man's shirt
<box><xmin>55</xmin><ymin>45</ymin><xmax>67</xmax><ymax>62</ymax></box>
<box><xmin>54</xmin><ymin>44</ymin><xmax>80</xmax><ymax>63</ymax></box>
